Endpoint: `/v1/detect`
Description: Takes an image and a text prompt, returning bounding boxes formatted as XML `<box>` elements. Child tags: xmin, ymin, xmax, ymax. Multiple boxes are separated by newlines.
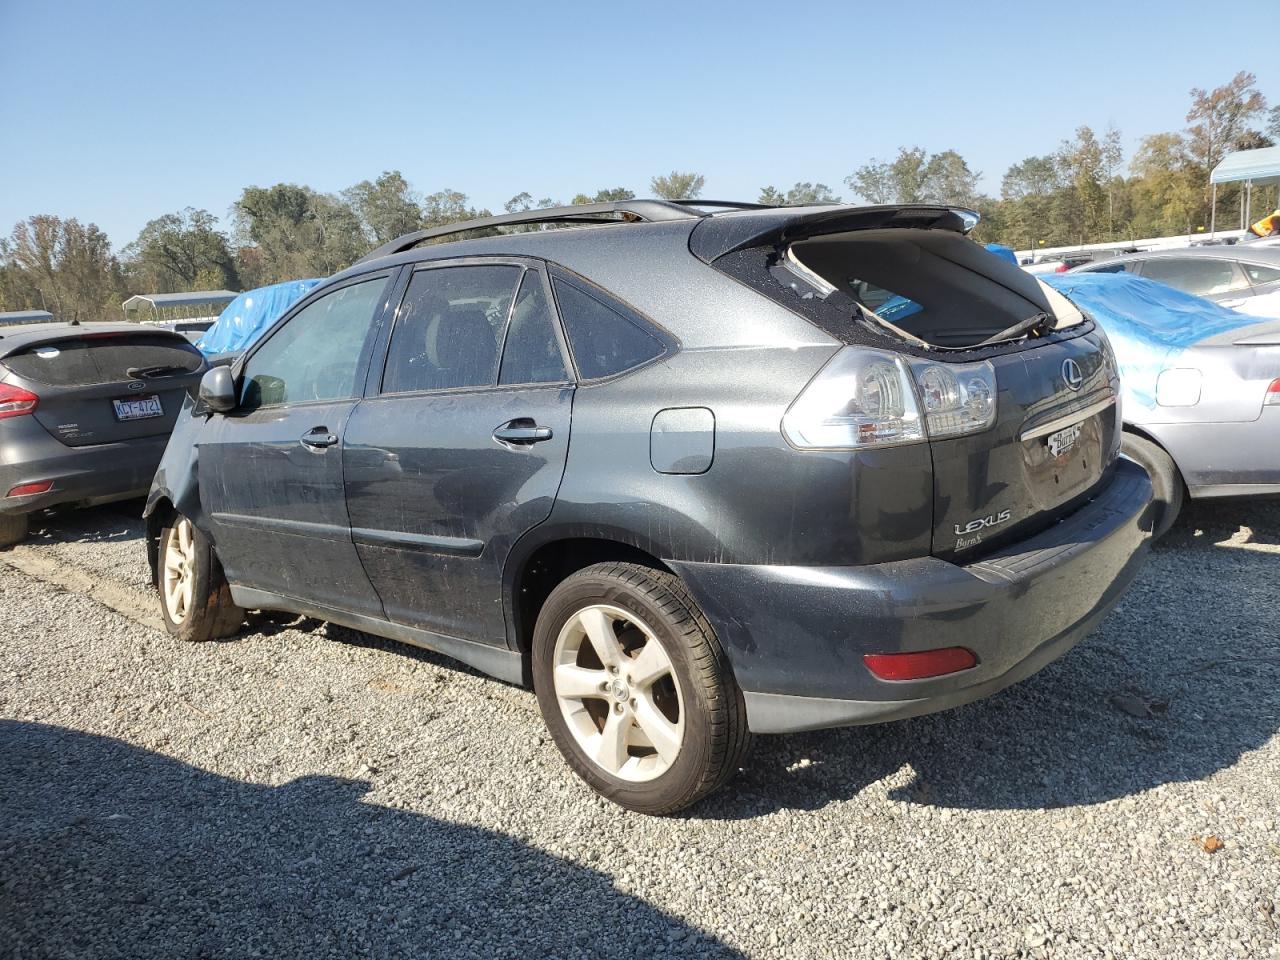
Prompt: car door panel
<box><xmin>342</xmin><ymin>261</ymin><xmax>574</xmax><ymax>646</ymax></box>
<box><xmin>200</xmin><ymin>400</ymin><xmax>383</xmax><ymax>615</ymax></box>
<box><xmin>197</xmin><ymin>273</ymin><xmax>395</xmax><ymax>617</ymax></box>
<box><xmin>344</xmin><ymin>385</ymin><xmax>572</xmax><ymax>643</ymax></box>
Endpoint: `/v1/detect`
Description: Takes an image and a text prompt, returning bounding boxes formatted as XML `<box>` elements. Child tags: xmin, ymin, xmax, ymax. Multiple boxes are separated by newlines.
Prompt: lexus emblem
<box><xmin>1061</xmin><ymin>359</ymin><xmax>1083</xmax><ymax>391</ymax></box>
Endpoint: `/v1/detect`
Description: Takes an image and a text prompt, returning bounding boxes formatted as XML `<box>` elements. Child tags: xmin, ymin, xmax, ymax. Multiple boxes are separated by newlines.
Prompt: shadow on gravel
<box><xmin>0</xmin><ymin>721</ymin><xmax>743</xmax><ymax>960</ymax></box>
<box><xmin>693</xmin><ymin>500</ymin><xmax>1280</xmax><ymax>820</ymax></box>
<box><xmin>25</xmin><ymin>499</ymin><xmax>147</xmax><ymax>545</ymax></box>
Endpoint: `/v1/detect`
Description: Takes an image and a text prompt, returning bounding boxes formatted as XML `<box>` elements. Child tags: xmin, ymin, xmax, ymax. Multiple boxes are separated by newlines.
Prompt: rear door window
<box><xmin>1084</xmin><ymin>260</ymin><xmax>1138</xmax><ymax>274</ymax></box>
<box><xmin>1140</xmin><ymin>258</ymin><xmax>1248</xmax><ymax>297</ymax></box>
<box><xmin>551</xmin><ymin>277</ymin><xmax>666</xmax><ymax>380</ymax></box>
<box><xmin>1</xmin><ymin>334</ymin><xmax>203</xmax><ymax>386</ymax></box>
<box><xmin>498</xmin><ymin>271</ymin><xmax>571</xmax><ymax>385</ymax></box>
<box><xmin>382</xmin><ymin>265</ymin><xmax>522</xmax><ymax>394</ymax></box>
<box><xmin>1243</xmin><ymin>262</ymin><xmax>1280</xmax><ymax>286</ymax></box>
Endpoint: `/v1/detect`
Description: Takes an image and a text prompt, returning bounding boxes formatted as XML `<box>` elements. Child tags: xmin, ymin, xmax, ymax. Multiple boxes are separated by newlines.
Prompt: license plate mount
<box><xmin>112</xmin><ymin>395</ymin><xmax>164</xmax><ymax>422</ymax></box>
<box><xmin>1047</xmin><ymin>421</ymin><xmax>1082</xmax><ymax>458</ymax></box>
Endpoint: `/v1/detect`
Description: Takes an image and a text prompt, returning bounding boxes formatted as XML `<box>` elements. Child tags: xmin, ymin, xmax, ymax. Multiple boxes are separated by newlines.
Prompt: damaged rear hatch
<box><xmin>693</xmin><ymin>204</ymin><xmax>1123</xmax><ymax>560</ymax></box>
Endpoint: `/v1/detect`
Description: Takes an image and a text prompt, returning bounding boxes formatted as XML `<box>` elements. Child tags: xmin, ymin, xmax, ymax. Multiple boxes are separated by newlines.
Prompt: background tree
<box><xmin>1101</xmin><ymin>126</ymin><xmax>1124</xmax><ymax>240</ymax></box>
<box><xmin>570</xmin><ymin>187</ymin><xmax>636</xmax><ymax>205</ymax></box>
<box><xmin>1184</xmin><ymin>71</ymin><xmax>1268</xmax><ymax>225</ymax></box>
<box><xmin>1128</xmin><ymin>133</ymin><xmax>1201</xmax><ymax>236</ymax></box>
<box><xmin>233</xmin><ymin>184</ymin><xmax>364</xmax><ymax>283</ymax></box>
<box><xmin>1</xmin><ymin>216</ymin><xmax>123</xmax><ymax>321</ymax></box>
<box><xmin>845</xmin><ymin>147</ymin><xmax>981</xmax><ymax>206</ymax></box>
<box><xmin>784</xmin><ymin>182</ymin><xmax>839</xmax><ymax>205</ymax></box>
<box><xmin>650</xmin><ymin>171</ymin><xmax>704</xmax><ymax>200</ymax></box>
<box><xmin>1054</xmin><ymin>126</ymin><xmax>1108</xmax><ymax>245</ymax></box>
<box><xmin>999</xmin><ymin>155</ymin><xmax>1063</xmax><ymax>249</ymax></box>
<box><xmin>757</xmin><ymin>186</ymin><xmax>786</xmax><ymax>205</ymax></box>
<box><xmin>122</xmin><ymin>208</ymin><xmax>238</xmax><ymax>293</ymax></box>
<box><xmin>342</xmin><ymin>170</ymin><xmax>422</xmax><ymax>246</ymax></box>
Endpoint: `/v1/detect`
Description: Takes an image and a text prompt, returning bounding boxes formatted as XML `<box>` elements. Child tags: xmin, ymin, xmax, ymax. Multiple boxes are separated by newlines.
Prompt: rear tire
<box><xmin>532</xmin><ymin>562</ymin><xmax>750</xmax><ymax>815</ymax></box>
<box><xmin>0</xmin><ymin>513</ymin><xmax>28</xmax><ymax>549</ymax></box>
<box><xmin>158</xmin><ymin>514</ymin><xmax>244</xmax><ymax>641</ymax></box>
<box><xmin>1122</xmin><ymin>433</ymin><xmax>1184</xmax><ymax>539</ymax></box>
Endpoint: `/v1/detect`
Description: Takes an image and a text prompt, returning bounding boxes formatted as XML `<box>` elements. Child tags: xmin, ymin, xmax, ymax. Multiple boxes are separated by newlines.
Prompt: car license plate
<box><xmin>1047</xmin><ymin>422</ymin><xmax>1082</xmax><ymax>457</ymax></box>
<box><xmin>112</xmin><ymin>395</ymin><xmax>163</xmax><ymax>421</ymax></box>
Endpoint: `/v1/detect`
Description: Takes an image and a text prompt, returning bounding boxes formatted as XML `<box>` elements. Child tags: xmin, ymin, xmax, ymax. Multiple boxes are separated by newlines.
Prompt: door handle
<box><xmin>300</xmin><ymin>427</ymin><xmax>339</xmax><ymax>449</ymax></box>
<box><xmin>493</xmin><ymin>419</ymin><xmax>553</xmax><ymax>445</ymax></box>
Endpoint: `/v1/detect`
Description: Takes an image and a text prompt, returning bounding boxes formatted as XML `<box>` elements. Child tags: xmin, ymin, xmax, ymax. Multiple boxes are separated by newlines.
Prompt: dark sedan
<box><xmin>0</xmin><ymin>322</ymin><xmax>206</xmax><ymax>546</ymax></box>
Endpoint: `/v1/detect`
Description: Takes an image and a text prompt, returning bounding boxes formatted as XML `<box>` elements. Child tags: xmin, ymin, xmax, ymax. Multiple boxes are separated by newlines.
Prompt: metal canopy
<box><xmin>1210</xmin><ymin>146</ymin><xmax>1280</xmax><ymax>186</ymax></box>
<box><xmin>0</xmin><ymin>309</ymin><xmax>55</xmax><ymax>325</ymax></box>
<box><xmin>122</xmin><ymin>291</ymin><xmax>238</xmax><ymax>310</ymax></box>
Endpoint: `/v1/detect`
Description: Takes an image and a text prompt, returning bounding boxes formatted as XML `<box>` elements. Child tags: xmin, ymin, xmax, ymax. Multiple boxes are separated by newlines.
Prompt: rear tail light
<box><xmin>7</xmin><ymin>480</ymin><xmax>52</xmax><ymax>498</ymax></box>
<box><xmin>864</xmin><ymin>647</ymin><xmax>977</xmax><ymax>681</ymax></box>
<box><xmin>1054</xmin><ymin>263</ymin><xmax>1069</xmax><ymax>273</ymax></box>
<box><xmin>783</xmin><ymin>348</ymin><xmax>995</xmax><ymax>450</ymax></box>
<box><xmin>782</xmin><ymin>349</ymin><xmax>924</xmax><ymax>449</ymax></box>
<box><xmin>0</xmin><ymin>383</ymin><xmax>38</xmax><ymax>419</ymax></box>
<box><xmin>913</xmin><ymin>361</ymin><xmax>997</xmax><ymax>439</ymax></box>
<box><xmin>1265</xmin><ymin>378</ymin><xmax>1280</xmax><ymax>406</ymax></box>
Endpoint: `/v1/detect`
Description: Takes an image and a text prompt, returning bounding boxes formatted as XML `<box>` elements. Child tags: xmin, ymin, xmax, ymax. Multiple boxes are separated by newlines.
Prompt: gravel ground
<box><xmin>1</xmin><ymin>499</ymin><xmax>1278</xmax><ymax>959</ymax></box>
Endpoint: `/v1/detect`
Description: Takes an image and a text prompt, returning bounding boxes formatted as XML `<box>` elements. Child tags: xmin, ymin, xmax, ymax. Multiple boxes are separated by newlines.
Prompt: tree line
<box><xmin>2</xmin><ymin>73</ymin><xmax>1274</xmax><ymax>321</ymax></box>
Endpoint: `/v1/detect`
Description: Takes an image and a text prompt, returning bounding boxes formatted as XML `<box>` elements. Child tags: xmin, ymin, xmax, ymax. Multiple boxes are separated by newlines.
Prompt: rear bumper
<box><xmin>0</xmin><ymin>426</ymin><xmax>167</xmax><ymax>517</ymax></box>
<box><xmin>669</xmin><ymin>458</ymin><xmax>1154</xmax><ymax>733</ymax></box>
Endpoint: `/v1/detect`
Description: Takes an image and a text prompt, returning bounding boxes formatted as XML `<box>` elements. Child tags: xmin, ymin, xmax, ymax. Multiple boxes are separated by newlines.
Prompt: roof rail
<box><xmin>356</xmin><ymin>199</ymin><xmax>704</xmax><ymax>264</ymax></box>
<box><xmin>666</xmin><ymin>199</ymin><xmax>780</xmax><ymax>210</ymax></box>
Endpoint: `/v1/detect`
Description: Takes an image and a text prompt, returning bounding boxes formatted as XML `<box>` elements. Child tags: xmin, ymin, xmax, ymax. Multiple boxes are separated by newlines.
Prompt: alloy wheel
<box><xmin>551</xmin><ymin>603</ymin><xmax>685</xmax><ymax>782</ymax></box>
<box><xmin>162</xmin><ymin>517</ymin><xmax>196</xmax><ymax>624</ymax></box>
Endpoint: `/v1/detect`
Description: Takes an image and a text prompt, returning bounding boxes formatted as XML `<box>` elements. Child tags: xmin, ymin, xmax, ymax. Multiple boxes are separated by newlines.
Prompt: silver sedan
<box><xmin>1045</xmin><ymin>272</ymin><xmax>1280</xmax><ymax>536</ymax></box>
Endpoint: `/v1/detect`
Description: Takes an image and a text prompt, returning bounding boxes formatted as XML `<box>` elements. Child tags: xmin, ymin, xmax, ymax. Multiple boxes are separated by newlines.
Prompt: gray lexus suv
<box><xmin>145</xmin><ymin>200</ymin><xmax>1154</xmax><ymax>813</ymax></box>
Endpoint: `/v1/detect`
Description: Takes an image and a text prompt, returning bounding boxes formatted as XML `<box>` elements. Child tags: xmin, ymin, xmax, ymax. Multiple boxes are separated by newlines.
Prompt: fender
<box><xmin>143</xmin><ymin>394</ymin><xmax>213</xmax><ymax>583</ymax></box>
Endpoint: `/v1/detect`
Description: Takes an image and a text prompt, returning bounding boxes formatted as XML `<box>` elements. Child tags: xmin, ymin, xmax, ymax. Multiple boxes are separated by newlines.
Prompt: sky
<box><xmin>1</xmin><ymin>0</ymin><xmax>1276</xmax><ymax>250</ymax></box>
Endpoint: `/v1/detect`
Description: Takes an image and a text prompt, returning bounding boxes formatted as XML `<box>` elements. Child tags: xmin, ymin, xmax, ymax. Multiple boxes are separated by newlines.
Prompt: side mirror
<box><xmin>198</xmin><ymin>366</ymin><xmax>238</xmax><ymax>413</ymax></box>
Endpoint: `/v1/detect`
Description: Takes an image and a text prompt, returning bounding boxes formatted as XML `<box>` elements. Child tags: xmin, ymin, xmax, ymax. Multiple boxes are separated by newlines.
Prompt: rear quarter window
<box><xmin>551</xmin><ymin>277</ymin><xmax>666</xmax><ymax>380</ymax></box>
<box><xmin>1244</xmin><ymin>262</ymin><xmax>1280</xmax><ymax>285</ymax></box>
<box><xmin>0</xmin><ymin>334</ymin><xmax>203</xmax><ymax>386</ymax></box>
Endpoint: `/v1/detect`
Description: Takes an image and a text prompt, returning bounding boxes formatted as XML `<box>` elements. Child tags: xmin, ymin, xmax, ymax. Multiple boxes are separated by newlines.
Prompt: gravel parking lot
<box><xmin>2</xmin><ymin>500</ymin><xmax>1278</xmax><ymax>959</ymax></box>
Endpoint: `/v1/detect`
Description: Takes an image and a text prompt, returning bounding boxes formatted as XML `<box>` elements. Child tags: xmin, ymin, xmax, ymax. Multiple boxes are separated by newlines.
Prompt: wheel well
<box><xmin>145</xmin><ymin>498</ymin><xmax>176</xmax><ymax>587</ymax></box>
<box><xmin>1121</xmin><ymin>423</ymin><xmax>1160</xmax><ymax>446</ymax></box>
<box><xmin>512</xmin><ymin>538</ymin><xmax>670</xmax><ymax>657</ymax></box>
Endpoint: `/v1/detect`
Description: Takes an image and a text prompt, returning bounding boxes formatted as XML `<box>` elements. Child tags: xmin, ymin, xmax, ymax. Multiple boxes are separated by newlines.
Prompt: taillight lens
<box><xmin>782</xmin><ymin>349</ymin><xmax>924</xmax><ymax>449</ymax></box>
<box><xmin>911</xmin><ymin>361</ymin><xmax>998</xmax><ymax>439</ymax></box>
<box><xmin>783</xmin><ymin>348</ymin><xmax>997</xmax><ymax>450</ymax></box>
<box><xmin>1265</xmin><ymin>378</ymin><xmax>1280</xmax><ymax>406</ymax></box>
<box><xmin>0</xmin><ymin>382</ymin><xmax>38</xmax><ymax>419</ymax></box>
<box><xmin>1054</xmin><ymin>263</ymin><xmax>1069</xmax><ymax>272</ymax></box>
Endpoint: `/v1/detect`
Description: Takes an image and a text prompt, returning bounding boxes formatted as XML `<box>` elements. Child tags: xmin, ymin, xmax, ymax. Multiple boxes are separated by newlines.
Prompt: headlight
<box><xmin>783</xmin><ymin>349</ymin><xmax>997</xmax><ymax>450</ymax></box>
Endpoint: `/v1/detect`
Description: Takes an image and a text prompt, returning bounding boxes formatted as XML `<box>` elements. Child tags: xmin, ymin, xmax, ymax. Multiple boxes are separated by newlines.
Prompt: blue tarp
<box><xmin>195</xmin><ymin>279</ymin><xmax>322</xmax><ymax>356</ymax></box>
<box><xmin>1042</xmin><ymin>272</ymin><xmax>1261</xmax><ymax>411</ymax></box>
<box><xmin>984</xmin><ymin>243</ymin><xmax>1018</xmax><ymax>265</ymax></box>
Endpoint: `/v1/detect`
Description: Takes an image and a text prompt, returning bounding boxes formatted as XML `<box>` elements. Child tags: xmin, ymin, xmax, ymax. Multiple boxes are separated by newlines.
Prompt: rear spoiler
<box><xmin>689</xmin><ymin>204</ymin><xmax>979</xmax><ymax>263</ymax></box>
